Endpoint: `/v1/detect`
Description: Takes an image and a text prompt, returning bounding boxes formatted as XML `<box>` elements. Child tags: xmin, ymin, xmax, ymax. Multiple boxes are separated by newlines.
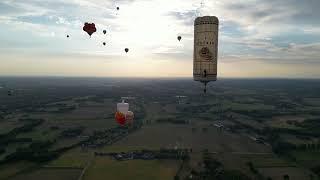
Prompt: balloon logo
<box><xmin>83</xmin><ymin>22</ymin><xmax>97</xmax><ymax>37</ymax></box>
<box><xmin>115</xmin><ymin>111</ymin><xmax>126</xmax><ymax>126</ymax></box>
<box><xmin>177</xmin><ymin>36</ymin><xmax>182</xmax><ymax>41</ymax></box>
<box><xmin>199</xmin><ymin>47</ymin><xmax>213</xmax><ymax>61</ymax></box>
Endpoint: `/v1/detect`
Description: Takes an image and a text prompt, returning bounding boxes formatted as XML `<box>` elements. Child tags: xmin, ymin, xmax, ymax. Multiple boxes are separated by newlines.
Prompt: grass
<box><xmin>290</xmin><ymin>150</ymin><xmax>320</xmax><ymax>167</ymax></box>
<box><xmin>0</xmin><ymin>161</ymin><xmax>37</xmax><ymax>179</ymax></box>
<box><xmin>99</xmin><ymin>145</ymin><xmax>159</xmax><ymax>153</ymax></box>
<box><xmin>9</xmin><ymin>168</ymin><xmax>81</xmax><ymax>180</ymax></box>
<box><xmin>83</xmin><ymin>157</ymin><xmax>178</xmax><ymax>180</ymax></box>
<box><xmin>303</xmin><ymin>98</ymin><xmax>320</xmax><ymax>106</ymax></box>
<box><xmin>267</xmin><ymin>115</ymin><xmax>312</xmax><ymax>130</ymax></box>
<box><xmin>16</xmin><ymin>129</ymin><xmax>60</xmax><ymax>141</ymax></box>
<box><xmin>0</xmin><ymin>121</ymin><xmax>21</xmax><ymax>134</ymax></box>
<box><xmin>228</xmin><ymin>102</ymin><xmax>274</xmax><ymax>111</ymax></box>
<box><xmin>248</xmin><ymin>156</ymin><xmax>292</xmax><ymax>168</ymax></box>
<box><xmin>47</xmin><ymin>148</ymin><xmax>91</xmax><ymax>168</ymax></box>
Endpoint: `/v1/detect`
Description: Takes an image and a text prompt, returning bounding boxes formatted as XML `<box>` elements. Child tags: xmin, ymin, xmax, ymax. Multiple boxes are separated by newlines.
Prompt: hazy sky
<box><xmin>0</xmin><ymin>0</ymin><xmax>320</xmax><ymax>78</ymax></box>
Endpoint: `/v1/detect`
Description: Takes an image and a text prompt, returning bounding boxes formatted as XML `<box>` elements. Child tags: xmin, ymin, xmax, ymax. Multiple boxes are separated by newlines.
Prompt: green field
<box><xmin>16</xmin><ymin>129</ymin><xmax>60</xmax><ymax>141</ymax></box>
<box><xmin>9</xmin><ymin>168</ymin><xmax>81</xmax><ymax>180</ymax></box>
<box><xmin>258</xmin><ymin>167</ymin><xmax>313</xmax><ymax>180</ymax></box>
<box><xmin>227</xmin><ymin>102</ymin><xmax>274</xmax><ymax>111</ymax></box>
<box><xmin>0</xmin><ymin>161</ymin><xmax>37</xmax><ymax>179</ymax></box>
<box><xmin>290</xmin><ymin>150</ymin><xmax>320</xmax><ymax>167</ymax></box>
<box><xmin>303</xmin><ymin>98</ymin><xmax>320</xmax><ymax>106</ymax></box>
<box><xmin>47</xmin><ymin>148</ymin><xmax>92</xmax><ymax>168</ymax></box>
<box><xmin>84</xmin><ymin>157</ymin><xmax>179</xmax><ymax>180</ymax></box>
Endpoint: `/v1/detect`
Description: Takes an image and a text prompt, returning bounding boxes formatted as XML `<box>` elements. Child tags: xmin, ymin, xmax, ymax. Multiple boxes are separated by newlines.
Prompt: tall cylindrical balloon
<box><xmin>193</xmin><ymin>16</ymin><xmax>219</xmax><ymax>92</ymax></box>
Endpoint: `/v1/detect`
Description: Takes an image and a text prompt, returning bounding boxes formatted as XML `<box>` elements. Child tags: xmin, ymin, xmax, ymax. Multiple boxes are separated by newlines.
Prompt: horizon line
<box><xmin>0</xmin><ymin>75</ymin><xmax>319</xmax><ymax>80</ymax></box>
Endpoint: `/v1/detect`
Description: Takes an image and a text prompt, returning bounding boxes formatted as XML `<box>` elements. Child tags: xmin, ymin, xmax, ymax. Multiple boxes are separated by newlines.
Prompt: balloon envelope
<box><xmin>103</xmin><ymin>30</ymin><xmax>106</xmax><ymax>34</ymax></box>
<box><xmin>83</xmin><ymin>23</ymin><xmax>97</xmax><ymax>37</ymax></box>
<box><xmin>117</xmin><ymin>100</ymin><xmax>129</xmax><ymax>114</ymax></box>
<box><xmin>115</xmin><ymin>112</ymin><xmax>126</xmax><ymax>126</ymax></box>
<box><xmin>125</xmin><ymin>48</ymin><xmax>129</xmax><ymax>53</ymax></box>
<box><xmin>177</xmin><ymin>36</ymin><xmax>182</xmax><ymax>41</ymax></box>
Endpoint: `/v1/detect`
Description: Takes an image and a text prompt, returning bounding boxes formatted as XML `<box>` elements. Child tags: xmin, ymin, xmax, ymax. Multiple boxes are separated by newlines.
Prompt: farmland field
<box><xmin>9</xmin><ymin>168</ymin><xmax>81</xmax><ymax>180</ymax></box>
<box><xmin>83</xmin><ymin>157</ymin><xmax>179</xmax><ymax>180</ymax></box>
<box><xmin>113</xmin><ymin>124</ymin><xmax>271</xmax><ymax>153</ymax></box>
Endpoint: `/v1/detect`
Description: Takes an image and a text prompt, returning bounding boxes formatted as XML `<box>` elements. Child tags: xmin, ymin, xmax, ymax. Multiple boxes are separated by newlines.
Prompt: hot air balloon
<box><xmin>177</xmin><ymin>36</ymin><xmax>182</xmax><ymax>41</ymax></box>
<box><xmin>83</xmin><ymin>22</ymin><xmax>97</xmax><ymax>37</ymax></box>
<box><xmin>117</xmin><ymin>7</ymin><xmax>120</xmax><ymax>11</ymax></box>
<box><xmin>126</xmin><ymin>111</ymin><xmax>134</xmax><ymax>125</ymax></box>
<box><xmin>7</xmin><ymin>90</ymin><xmax>12</xmax><ymax>96</ymax></box>
<box><xmin>103</xmin><ymin>30</ymin><xmax>107</xmax><ymax>34</ymax></box>
<box><xmin>193</xmin><ymin>16</ymin><xmax>219</xmax><ymax>93</ymax></box>
<box><xmin>103</xmin><ymin>42</ymin><xmax>106</xmax><ymax>46</ymax></box>
<box><xmin>67</xmin><ymin>35</ymin><xmax>70</xmax><ymax>38</ymax></box>
<box><xmin>125</xmin><ymin>48</ymin><xmax>129</xmax><ymax>53</ymax></box>
<box><xmin>115</xmin><ymin>100</ymin><xmax>129</xmax><ymax>126</ymax></box>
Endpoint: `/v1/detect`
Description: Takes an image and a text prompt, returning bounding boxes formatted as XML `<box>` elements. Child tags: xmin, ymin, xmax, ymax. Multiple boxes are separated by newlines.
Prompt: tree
<box><xmin>283</xmin><ymin>174</ymin><xmax>290</xmax><ymax>180</ymax></box>
<box><xmin>309</xmin><ymin>174</ymin><xmax>314</xmax><ymax>180</ymax></box>
<box><xmin>174</xmin><ymin>175</ymin><xmax>180</xmax><ymax>180</ymax></box>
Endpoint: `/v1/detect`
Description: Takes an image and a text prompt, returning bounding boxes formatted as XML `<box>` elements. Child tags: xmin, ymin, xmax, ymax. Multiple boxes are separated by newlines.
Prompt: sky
<box><xmin>0</xmin><ymin>0</ymin><xmax>320</xmax><ymax>78</ymax></box>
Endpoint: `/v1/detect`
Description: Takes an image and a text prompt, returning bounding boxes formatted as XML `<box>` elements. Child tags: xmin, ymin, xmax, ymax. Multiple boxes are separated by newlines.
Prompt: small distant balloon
<box><xmin>67</xmin><ymin>35</ymin><xmax>70</xmax><ymax>38</ymax></box>
<box><xmin>103</xmin><ymin>42</ymin><xmax>106</xmax><ymax>46</ymax></box>
<box><xmin>83</xmin><ymin>22</ymin><xmax>97</xmax><ymax>37</ymax></box>
<box><xmin>117</xmin><ymin>7</ymin><xmax>120</xmax><ymax>11</ymax></box>
<box><xmin>177</xmin><ymin>36</ymin><xmax>182</xmax><ymax>41</ymax></box>
<box><xmin>7</xmin><ymin>90</ymin><xmax>12</xmax><ymax>96</ymax></box>
<box><xmin>103</xmin><ymin>30</ymin><xmax>107</xmax><ymax>34</ymax></box>
<box><xmin>125</xmin><ymin>48</ymin><xmax>129</xmax><ymax>53</ymax></box>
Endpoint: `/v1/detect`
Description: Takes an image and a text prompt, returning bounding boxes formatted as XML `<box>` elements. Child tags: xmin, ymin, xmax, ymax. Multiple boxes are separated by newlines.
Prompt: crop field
<box><xmin>83</xmin><ymin>157</ymin><xmax>179</xmax><ymax>180</ymax></box>
<box><xmin>227</xmin><ymin>102</ymin><xmax>274</xmax><ymax>111</ymax></box>
<box><xmin>113</xmin><ymin>124</ymin><xmax>271</xmax><ymax>153</ymax></box>
<box><xmin>267</xmin><ymin>115</ymin><xmax>313</xmax><ymax>129</ymax></box>
<box><xmin>303</xmin><ymin>98</ymin><xmax>320</xmax><ymax>106</ymax></box>
<box><xmin>258</xmin><ymin>167</ymin><xmax>312</xmax><ymax>180</ymax></box>
<box><xmin>47</xmin><ymin>148</ymin><xmax>92</xmax><ymax>168</ymax></box>
<box><xmin>0</xmin><ymin>121</ymin><xmax>20</xmax><ymax>134</ymax></box>
<box><xmin>16</xmin><ymin>128</ymin><xmax>60</xmax><ymax>141</ymax></box>
<box><xmin>290</xmin><ymin>150</ymin><xmax>320</xmax><ymax>168</ymax></box>
<box><xmin>9</xmin><ymin>168</ymin><xmax>81</xmax><ymax>180</ymax></box>
<box><xmin>0</xmin><ymin>161</ymin><xmax>37</xmax><ymax>179</ymax></box>
<box><xmin>211</xmin><ymin>153</ymin><xmax>290</xmax><ymax>173</ymax></box>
